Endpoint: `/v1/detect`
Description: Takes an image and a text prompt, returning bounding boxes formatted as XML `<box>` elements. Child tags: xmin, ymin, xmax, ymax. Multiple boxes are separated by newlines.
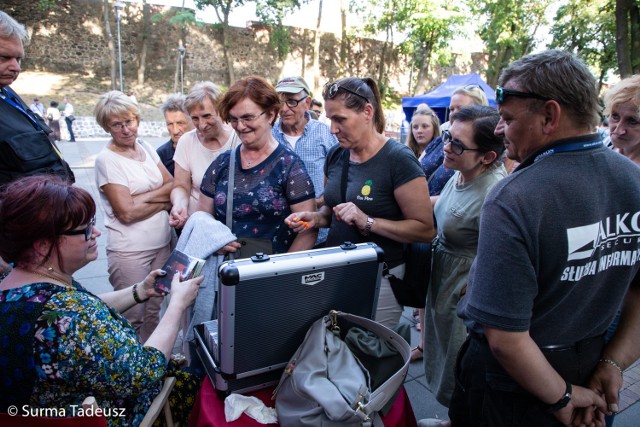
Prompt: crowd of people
<box><xmin>2</xmin><ymin>8</ymin><xmax>640</xmax><ymax>427</ymax></box>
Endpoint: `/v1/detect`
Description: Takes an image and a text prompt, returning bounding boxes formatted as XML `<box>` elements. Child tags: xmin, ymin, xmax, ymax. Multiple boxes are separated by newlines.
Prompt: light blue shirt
<box><xmin>272</xmin><ymin>112</ymin><xmax>337</xmax><ymax>197</ymax></box>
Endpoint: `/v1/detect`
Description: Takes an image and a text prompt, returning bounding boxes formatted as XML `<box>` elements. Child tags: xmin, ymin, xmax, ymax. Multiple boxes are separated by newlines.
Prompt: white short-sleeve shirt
<box><xmin>95</xmin><ymin>139</ymin><xmax>171</xmax><ymax>252</ymax></box>
<box><xmin>173</xmin><ymin>128</ymin><xmax>240</xmax><ymax>215</ymax></box>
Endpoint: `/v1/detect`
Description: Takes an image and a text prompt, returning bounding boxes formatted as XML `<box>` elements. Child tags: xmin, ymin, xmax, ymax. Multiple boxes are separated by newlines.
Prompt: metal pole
<box><xmin>114</xmin><ymin>2</ymin><xmax>124</xmax><ymax>92</ymax></box>
<box><xmin>178</xmin><ymin>44</ymin><xmax>185</xmax><ymax>95</ymax></box>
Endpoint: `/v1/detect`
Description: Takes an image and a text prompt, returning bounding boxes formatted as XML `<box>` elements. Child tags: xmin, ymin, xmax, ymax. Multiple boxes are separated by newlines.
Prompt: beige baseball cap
<box><xmin>275</xmin><ymin>76</ymin><xmax>311</xmax><ymax>95</ymax></box>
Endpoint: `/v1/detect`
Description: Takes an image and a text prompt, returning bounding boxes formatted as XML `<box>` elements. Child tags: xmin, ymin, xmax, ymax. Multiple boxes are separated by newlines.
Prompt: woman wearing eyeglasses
<box><xmin>0</xmin><ymin>176</ymin><xmax>203</xmax><ymax>425</ymax></box>
<box><xmin>405</xmin><ymin>106</ymin><xmax>455</xmax><ymax>361</ymax></box>
<box><xmin>421</xmin><ymin>106</ymin><xmax>506</xmax><ymax>419</ymax></box>
<box><xmin>169</xmin><ymin>82</ymin><xmax>240</xmax><ymax>230</ymax></box>
<box><xmin>94</xmin><ymin>91</ymin><xmax>174</xmax><ymax>342</ymax></box>
<box><xmin>197</xmin><ymin>76</ymin><xmax>318</xmax><ymax>255</ymax></box>
<box><xmin>287</xmin><ymin>77</ymin><xmax>435</xmax><ymax>329</ymax></box>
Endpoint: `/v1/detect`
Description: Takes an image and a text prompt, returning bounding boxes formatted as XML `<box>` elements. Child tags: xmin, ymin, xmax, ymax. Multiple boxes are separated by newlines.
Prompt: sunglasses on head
<box><xmin>442</xmin><ymin>130</ymin><xmax>483</xmax><ymax>156</ymax></box>
<box><xmin>62</xmin><ymin>216</ymin><xmax>96</xmax><ymax>241</ymax></box>
<box><xmin>323</xmin><ymin>81</ymin><xmax>369</xmax><ymax>103</ymax></box>
<box><xmin>463</xmin><ymin>84</ymin><xmax>481</xmax><ymax>91</ymax></box>
<box><xmin>495</xmin><ymin>86</ymin><xmax>550</xmax><ymax>104</ymax></box>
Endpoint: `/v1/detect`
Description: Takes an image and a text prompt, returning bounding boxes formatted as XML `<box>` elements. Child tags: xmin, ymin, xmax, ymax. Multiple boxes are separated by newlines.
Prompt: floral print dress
<box><xmin>0</xmin><ymin>279</ymin><xmax>166</xmax><ymax>426</ymax></box>
<box><xmin>200</xmin><ymin>143</ymin><xmax>315</xmax><ymax>254</ymax></box>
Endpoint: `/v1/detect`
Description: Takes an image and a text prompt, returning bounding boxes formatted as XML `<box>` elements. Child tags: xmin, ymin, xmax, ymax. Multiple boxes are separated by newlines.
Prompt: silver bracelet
<box><xmin>599</xmin><ymin>358</ymin><xmax>624</xmax><ymax>377</ymax></box>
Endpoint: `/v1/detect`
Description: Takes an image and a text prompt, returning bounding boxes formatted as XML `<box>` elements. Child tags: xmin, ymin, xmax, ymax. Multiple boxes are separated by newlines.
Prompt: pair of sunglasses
<box><xmin>323</xmin><ymin>82</ymin><xmax>369</xmax><ymax>103</ymax></box>
<box><xmin>495</xmin><ymin>86</ymin><xmax>550</xmax><ymax>104</ymax></box>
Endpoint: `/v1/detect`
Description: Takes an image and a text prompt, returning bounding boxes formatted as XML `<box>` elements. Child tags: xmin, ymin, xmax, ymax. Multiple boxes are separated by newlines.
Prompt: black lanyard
<box><xmin>0</xmin><ymin>87</ymin><xmax>42</xmax><ymax>130</ymax></box>
<box><xmin>534</xmin><ymin>140</ymin><xmax>603</xmax><ymax>163</ymax></box>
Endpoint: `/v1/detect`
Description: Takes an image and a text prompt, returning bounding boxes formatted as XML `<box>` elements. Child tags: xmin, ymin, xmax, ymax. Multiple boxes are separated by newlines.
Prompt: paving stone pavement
<box><xmin>61</xmin><ymin>137</ymin><xmax>640</xmax><ymax>426</ymax></box>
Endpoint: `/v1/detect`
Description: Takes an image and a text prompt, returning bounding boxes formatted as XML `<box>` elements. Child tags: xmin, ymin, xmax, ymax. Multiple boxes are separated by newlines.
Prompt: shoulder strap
<box><xmin>340</xmin><ymin>149</ymin><xmax>350</xmax><ymax>203</ymax></box>
<box><xmin>335</xmin><ymin>311</ymin><xmax>411</xmax><ymax>417</ymax></box>
<box><xmin>226</xmin><ymin>147</ymin><xmax>235</xmax><ymax>230</ymax></box>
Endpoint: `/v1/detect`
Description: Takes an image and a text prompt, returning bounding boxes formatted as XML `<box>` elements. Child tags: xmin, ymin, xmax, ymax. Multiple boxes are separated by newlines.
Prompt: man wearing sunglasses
<box><xmin>273</xmin><ymin>76</ymin><xmax>337</xmax><ymax>244</ymax></box>
<box><xmin>451</xmin><ymin>50</ymin><xmax>640</xmax><ymax>427</ymax></box>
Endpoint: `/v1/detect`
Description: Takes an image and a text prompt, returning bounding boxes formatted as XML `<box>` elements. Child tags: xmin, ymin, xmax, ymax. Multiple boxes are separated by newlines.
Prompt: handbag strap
<box><xmin>226</xmin><ymin>147</ymin><xmax>235</xmax><ymax>229</ymax></box>
<box><xmin>340</xmin><ymin>148</ymin><xmax>349</xmax><ymax>203</ymax></box>
<box><xmin>333</xmin><ymin>311</ymin><xmax>411</xmax><ymax>417</ymax></box>
<box><xmin>226</xmin><ymin>147</ymin><xmax>236</xmax><ymax>260</ymax></box>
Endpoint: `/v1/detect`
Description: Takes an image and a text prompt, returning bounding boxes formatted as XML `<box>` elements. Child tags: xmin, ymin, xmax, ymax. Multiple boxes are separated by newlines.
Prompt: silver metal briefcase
<box><xmin>194</xmin><ymin>241</ymin><xmax>384</xmax><ymax>396</ymax></box>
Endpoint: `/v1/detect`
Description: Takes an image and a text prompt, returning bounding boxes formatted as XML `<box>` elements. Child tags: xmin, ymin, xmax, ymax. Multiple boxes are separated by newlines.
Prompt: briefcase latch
<box><xmin>250</xmin><ymin>252</ymin><xmax>271</xmax><ymax>262</ymax></box>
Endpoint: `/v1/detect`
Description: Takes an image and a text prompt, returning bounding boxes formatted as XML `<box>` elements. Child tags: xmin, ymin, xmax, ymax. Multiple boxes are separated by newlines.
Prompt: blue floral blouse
<box><xmin>0</xmin><ymin>279</ymin><xmax>167</xmax><ymax>426</ymax></box>
<box><xmin>200</xmin><ymin>144</ymin><xmax>315</xmax><ymax>254</ymax></box>
<box><xmin>420</xmin><ymin>135</ymin><xmax>455</xmax><ymax>196</ymax></box>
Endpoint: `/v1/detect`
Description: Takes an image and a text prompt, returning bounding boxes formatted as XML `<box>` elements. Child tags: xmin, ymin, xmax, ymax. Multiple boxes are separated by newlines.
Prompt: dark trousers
<box><xmin>65</xmin><ymin>117</ymin><xmax>75</xmax><ymax>141</ymax></box>
<box><xmin>449</xmin><ymin>333</ymin><xmax>604</xmax><ymax>427</ymax></box>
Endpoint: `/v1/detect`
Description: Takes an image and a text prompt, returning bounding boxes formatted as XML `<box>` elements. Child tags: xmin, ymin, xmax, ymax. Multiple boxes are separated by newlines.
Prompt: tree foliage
<box><xmin>614</xmin><ymin>0</ymin><xmax>640</xmax><ymax>77</ymax></box>
<box><xmin>195</xmin><ymin>0</ymin><xmax>246</xmax><ymax>86</ymax></box>
<box><xmin>549</xmin><ymin>0</ymin><xmax>617</xmax><ymax>90</ymax></box>
<box><xmin>255</xmin><ymin>0</ymin><xmax>303</xmax><ymax>61</ymax></box>
<box><xmin>400</xmin><ymin>1</ymin><xmax>464</xmax><ymax>95</ymax></box>
<box><xmin>468</xmin><ymin>0</ymin><xmax>552</xmax><ymax>87</ymax></box>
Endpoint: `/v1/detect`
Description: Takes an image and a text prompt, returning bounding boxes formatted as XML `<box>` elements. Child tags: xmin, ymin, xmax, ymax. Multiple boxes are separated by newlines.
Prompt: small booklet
<box><xmin>155</xmin><ymin>249</ymin><xmax>205</xmax><ymax>293</ymax></box>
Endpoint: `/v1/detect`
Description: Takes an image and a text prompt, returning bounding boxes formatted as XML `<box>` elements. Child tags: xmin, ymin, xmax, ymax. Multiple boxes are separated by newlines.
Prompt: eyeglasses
<box><xmin>495</xmin><ymin>86</ymin><xmax>550</xmax><ymax>104</ymax></box>
<box><xmin>109</xmin><ymin>119</ymin><xmax>137</xmax><ymax>132</ymax></box>
<box><xmin>62</xmin><ymin>216</ymin><xmax>96</xmax><ymax>241</ymax></box>
<box><xmin>282</xmin><ymin>95</ymin><xmax>308</xmax><ymax>108</ymax></box>
<box><xmin>228</xmin><ymin>111</ymin><xmax>266</xmax><ymax>127</ymax></box>
<box><xmin>323</xmin><ymin>82</ymin><xmax>369</xmax><ymax>103</ymax></box>
<box><xmin>442</xmin><ymin>130</ymin><xmax>483</xmax><ymax>156</ymax></box>
<box><xmin>463</xmin><ymin>84</ymin><xmax>481</xmax><ymax>91</ymax></box>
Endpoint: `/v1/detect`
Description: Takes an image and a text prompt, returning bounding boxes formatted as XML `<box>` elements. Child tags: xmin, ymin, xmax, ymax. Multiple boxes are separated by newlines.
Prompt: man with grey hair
<box><xmin>0</xmin><ymin>11</ymin><xmax>73</xmax><ymax>185</ymax></box>
<box><xmin>447</xmin><ymin>50</ymin><xmax>640</xmax><ymax>426</ymax></box>
<box><xmin>156</xmin><ymin>93</ymin><xmax>194</xmax><ymax>176</ymax></box>
<box><xmin>273</xmin><ymin>76</ymin><xmax>337</xmax><ymax>245</ymax></box>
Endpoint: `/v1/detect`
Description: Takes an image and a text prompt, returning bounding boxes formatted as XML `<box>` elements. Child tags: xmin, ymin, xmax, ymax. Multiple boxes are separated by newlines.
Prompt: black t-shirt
<box><xmin>323</xmin><ymin>139</ymin><xmax>425</xmax><ymax>262</ymax></box>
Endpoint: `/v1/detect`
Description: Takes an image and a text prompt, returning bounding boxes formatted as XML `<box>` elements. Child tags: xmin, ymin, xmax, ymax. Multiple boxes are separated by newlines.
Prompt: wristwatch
<box><xmin>546</xmin><ymin>379</ymin><xmax>572</xmax><ymax>413</ymax></box>
<box><xmin>361</xmin><ymin>216</ymin><xmax>374</xmax><ymax>236</ymax></box>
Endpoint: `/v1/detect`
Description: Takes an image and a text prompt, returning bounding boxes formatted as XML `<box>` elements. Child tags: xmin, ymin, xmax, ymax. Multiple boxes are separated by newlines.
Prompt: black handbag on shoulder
<box><xmin>388</xmin><ymin>241</ymin><xmax>432</xmax><ymax>308</ymax></box>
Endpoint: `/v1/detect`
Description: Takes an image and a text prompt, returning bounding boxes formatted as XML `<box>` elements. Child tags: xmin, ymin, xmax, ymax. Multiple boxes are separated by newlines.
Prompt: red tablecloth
<box><xmin>189</xmin><ymin>377</ymin><xmax>417</xmax><ymax>427</ymax></box>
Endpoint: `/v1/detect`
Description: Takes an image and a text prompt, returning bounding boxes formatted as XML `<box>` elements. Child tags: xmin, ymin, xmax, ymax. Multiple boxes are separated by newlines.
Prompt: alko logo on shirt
<box><xmin>566</xmin><ymin>211</ymin><xmax>640</xmax><ymax>261</ymax></box>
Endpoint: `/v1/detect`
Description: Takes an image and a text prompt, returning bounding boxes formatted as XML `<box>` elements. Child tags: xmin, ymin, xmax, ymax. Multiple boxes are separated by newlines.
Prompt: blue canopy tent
<box><xmin>401</xmin><ymin>73</ymin><xmax>497</xmax><ymax>125</ymax></box>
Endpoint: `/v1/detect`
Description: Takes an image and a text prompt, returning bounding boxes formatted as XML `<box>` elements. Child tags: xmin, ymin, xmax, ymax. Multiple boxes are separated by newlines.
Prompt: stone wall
<box><xmin>2</xmin><ymin>0</ymin><xmax>485</xmax><ymax>97</ymax></box>
<box><xmin>65</xmin><ymin>116</ymin><xmax>166</xmax><ymax>139</ymax></box>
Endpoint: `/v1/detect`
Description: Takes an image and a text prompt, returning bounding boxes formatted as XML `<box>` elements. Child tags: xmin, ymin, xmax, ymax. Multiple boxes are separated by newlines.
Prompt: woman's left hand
<box><xmin>140</xmin><ymin>269</ymin><xmax>171</xmax><ymax>298</ymax></box>
<box><xmin>333</xmin><ymin>202</ymin><xmax>368</xmax><ymax>231</ymax></box>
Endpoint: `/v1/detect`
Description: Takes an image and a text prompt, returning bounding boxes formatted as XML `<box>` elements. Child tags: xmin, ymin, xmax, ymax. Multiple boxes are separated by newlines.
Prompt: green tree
<box><xmin>469</xmin><ymin>0</ymin><xmax>552</xmax><ymax>87</ymax></box>
<box><xmin>360</xmin><ymin>0</ymin><xmax>401</xmax><ymax>95</ymax></box>
<box><xmin>152</xmin><ymin>5</ymin><xmax>198</xmax><ymax>93</ymax></box>
<box><xmin>401</xmin><ymin>1</ymin><xmax>464</xmax><ymax>95</ymax></box>
<box><xmin>255</xmin><ymin>1</ymin><xmax>303</xmax><ymax>62</ymax></box>
<box><xmin>549</xmin><ymin>0</ymin><xmax>617</xmax><ymax>91</ymax></box>
<box><xmin>615</xmin><ymin>0</ymin><xmax>640</xmax><ymax>77</ymax></box>
<box><xmin>195</xmin><ymin>0</ymin><xmax>246</xmax><ymax>86</ymax></box>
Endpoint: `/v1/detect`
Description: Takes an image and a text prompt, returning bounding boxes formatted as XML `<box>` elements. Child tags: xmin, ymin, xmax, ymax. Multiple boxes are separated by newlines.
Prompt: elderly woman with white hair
<box><xmin>169</xmin><ymin>81</ymin><xmax>241</xmax><ymax>230</ymax></box>
<box><xmin>94</xmin><ymin>91</ymin><xmax>174</xmax><ymax>342</ymax></box>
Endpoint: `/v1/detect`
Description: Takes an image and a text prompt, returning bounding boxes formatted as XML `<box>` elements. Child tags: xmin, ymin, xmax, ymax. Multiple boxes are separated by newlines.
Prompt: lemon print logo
<box><xmin>361</xmin><ymin>180</ymin><xmax>372</xmax><ymax>196</ymax></box>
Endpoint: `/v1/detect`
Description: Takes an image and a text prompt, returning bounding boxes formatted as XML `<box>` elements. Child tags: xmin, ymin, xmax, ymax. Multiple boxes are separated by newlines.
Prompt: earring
<box><xmin>47</xmin><ymin>266</ymin><xmax>54</xmax><ymax>272</ymax></box>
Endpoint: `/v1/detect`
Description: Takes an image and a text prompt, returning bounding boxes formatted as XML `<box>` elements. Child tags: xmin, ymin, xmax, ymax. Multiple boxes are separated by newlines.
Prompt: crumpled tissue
<box><xmin>224</xmin><ymin>393</ymin><xmax>278</xmax><ymax>424</ymax></box>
